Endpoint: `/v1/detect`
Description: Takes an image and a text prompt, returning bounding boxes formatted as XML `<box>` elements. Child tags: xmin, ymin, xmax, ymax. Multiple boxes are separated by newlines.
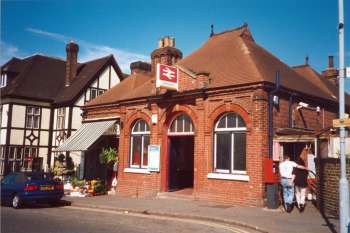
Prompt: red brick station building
<box><xmin>77</xmin><ymin>24</ymin><xmax>348</xmax><ymax>206</ymax></box>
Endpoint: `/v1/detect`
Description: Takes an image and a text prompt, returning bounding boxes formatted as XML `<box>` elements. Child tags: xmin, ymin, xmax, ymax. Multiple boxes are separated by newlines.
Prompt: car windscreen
<box><xmin>25</xmin><ymin>173</ymin><xmax>53</xmax><ymax>181</ymax></box>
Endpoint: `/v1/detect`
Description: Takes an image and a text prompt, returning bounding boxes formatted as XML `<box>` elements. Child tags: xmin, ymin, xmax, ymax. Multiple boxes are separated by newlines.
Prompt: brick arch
<box><xmin>160</xmin><ymin>104</ymin><xmax>198</xmax><ymax>132</ymax></box>
<box><xmin>207</xmin><ymin>103</ymin><xmax>252</xmax><ymax>132</ymax></box>
<box><xmin>123</xmin><ymin>111</ymin><xmax>152</xmax><ymax>136</ymax></box>
<box><xmin>159</xmin><ymin>104</ymin><xmax>198</xmax><ymax>192</ymax></box>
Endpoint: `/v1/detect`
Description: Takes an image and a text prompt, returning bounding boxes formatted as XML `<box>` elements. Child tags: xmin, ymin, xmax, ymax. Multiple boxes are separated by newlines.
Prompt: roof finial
<box><xmin>305</xmin><ymin>55</ymin><xmax>309</xmax><ymax>65</ymax></box>
<box><xmin>210</xmin><ymin>24</ymin><xmax>214</xmax><ymax>37</ymax></box>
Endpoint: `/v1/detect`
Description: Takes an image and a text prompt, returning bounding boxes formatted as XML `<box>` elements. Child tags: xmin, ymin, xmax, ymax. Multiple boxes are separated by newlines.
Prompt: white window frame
<box><xmin>90</xmin><ymin>87</ymin><xmax>106</xmax><ymax>101</ymax></box>
<box><xmin>90</xmin><ymin>88</ymin><xmax>98</xmax><ymax>100</ymax></box>
<box><xmin>57</xmin><ymin>108</ymin><xmax>66</xmax><ymax>130</ymax></box>
<box><xmin>130</xmin><ymin>120</ymin><xmax>150</xmax><ymax>169</ymax></box>
<box><xmin>0</xmin><ymin>73</ymin><xmax>7</xmax><ymax>88</ymax></box>
<box><xmin>213</xmin><ymin>113</ymin><xmax>247</xmax><ymax>174</ymax></box>
<box><xmin>26</xmin><ymin>106</ymin><xmax>40</xmax><ymax>129</ymax></box>
<box><xmin>168</xmin><ymin>113</ymin><xmax>194</xmax><ymax>136</ymax></box>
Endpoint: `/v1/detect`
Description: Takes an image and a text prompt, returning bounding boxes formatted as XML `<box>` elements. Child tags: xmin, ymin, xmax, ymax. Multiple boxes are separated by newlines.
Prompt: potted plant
<box><xmin>99</xmin><ymin>147</ymin><xmax>119</xmax><ymax>191</ymax></box>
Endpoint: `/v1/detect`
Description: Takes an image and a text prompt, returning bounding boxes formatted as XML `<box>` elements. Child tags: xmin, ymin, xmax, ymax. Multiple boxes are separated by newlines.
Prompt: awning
<box><xmin>56</xmin><ymin>120</ymin><xmax>117</xmax><ymax>152</ymax></box>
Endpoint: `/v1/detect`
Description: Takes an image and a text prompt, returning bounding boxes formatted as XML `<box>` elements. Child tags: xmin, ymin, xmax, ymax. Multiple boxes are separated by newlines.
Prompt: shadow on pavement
<box><xmin>320</xmin><ymin>211</ymin><xmax>338</xmax><ymax>233</ymax></box>
<box><xmin>21</xmin><ymin>199</ymin><xmax>72</xmax><ymax>209</ymax></box>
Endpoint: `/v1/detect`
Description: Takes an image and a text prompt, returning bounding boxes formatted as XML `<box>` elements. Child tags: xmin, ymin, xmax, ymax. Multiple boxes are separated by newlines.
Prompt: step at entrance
<box><xmin>157</xmin><ymin>188</ymin><xmax>194</xmax><ymax>201</ymax></box>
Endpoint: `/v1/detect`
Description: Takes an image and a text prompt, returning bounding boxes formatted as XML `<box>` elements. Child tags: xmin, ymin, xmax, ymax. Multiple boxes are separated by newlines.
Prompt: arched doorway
<box><xmin>167</xmin><ymin>113</ymin><xmax>194</xmax><ymax>191</ymax></box>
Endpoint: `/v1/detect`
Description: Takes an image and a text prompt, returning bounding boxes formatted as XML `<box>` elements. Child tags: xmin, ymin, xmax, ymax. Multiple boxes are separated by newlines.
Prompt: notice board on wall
<box><xmin>148</xmin><ymin>145</ymin><xmax>160</xmax><ymax>172</ymax></box>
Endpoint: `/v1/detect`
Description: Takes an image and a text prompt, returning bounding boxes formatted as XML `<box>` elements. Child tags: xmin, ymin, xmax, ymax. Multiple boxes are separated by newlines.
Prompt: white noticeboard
<box><xmin>148</xmin><ymin>145</ymin><xmax>160</xmax><ymax>172</ymax></box>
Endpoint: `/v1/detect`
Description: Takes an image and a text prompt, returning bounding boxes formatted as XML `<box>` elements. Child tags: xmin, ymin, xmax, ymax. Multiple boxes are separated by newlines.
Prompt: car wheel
<box><xmin>49</xmin><ymin>199</ymin><xmax>61</xmax><ymax>207</ymax></box>
<box><xmin>12</xmin><ymin>195</ymin><xmax>21</xmax><ymax>209</ymax></box>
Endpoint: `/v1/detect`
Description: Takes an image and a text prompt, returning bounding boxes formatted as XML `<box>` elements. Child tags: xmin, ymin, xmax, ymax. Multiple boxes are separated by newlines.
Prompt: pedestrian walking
<box><xmin>292</xmin><ymin>158</ymin><xmax>309</xmax><ymax>212</ymax></box>
<box><xmin>279</xmin><ymin>154</ymin><xmax>306</xmax><ymax>213</ymax></box>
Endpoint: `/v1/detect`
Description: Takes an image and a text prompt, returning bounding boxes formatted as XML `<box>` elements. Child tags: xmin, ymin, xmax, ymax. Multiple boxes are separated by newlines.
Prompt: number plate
<box><xmin>40</xmin><ymin>185</ymin><xmax>54</xmax><ymax>191</ymax></box>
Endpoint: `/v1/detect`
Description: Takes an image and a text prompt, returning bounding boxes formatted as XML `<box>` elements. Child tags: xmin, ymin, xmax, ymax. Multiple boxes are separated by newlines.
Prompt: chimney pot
<box><xmin>150</xmin><ymin>36</ymin><xmax>182</xmax><ymax>74</ymax></box>
<box><xmin>305</xmin><ymin>56</ymin><xmax>309</xmax><ymax>65</ymax></box>
<box><xmin>158</xmin><ymin>38</ymin><xmax>164</xmax><ymax>48</ymax></box>
<box><xmin>170</xmin><ymin>36</ymin><xmax>175</xmax><ymax>47</ymax></box>
<box><xmin>328</xmin><ymin>55</ymin><xmax>334</xmax><ymax>68</ymax></box>
<box><xmin>164</xmin><ymin>36</ymin><xmax>170</xmax><ymax>47</ymax></box>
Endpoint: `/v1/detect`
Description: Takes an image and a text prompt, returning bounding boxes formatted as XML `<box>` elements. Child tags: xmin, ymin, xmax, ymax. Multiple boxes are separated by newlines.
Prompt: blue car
<box><xmin>1</xmin><ymin>172</ymin><xmax>64</xmax><ymax>208</ymax></box>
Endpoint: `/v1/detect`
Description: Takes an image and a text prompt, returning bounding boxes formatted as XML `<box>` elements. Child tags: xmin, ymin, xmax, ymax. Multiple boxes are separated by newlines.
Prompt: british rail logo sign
<box><xmin>156</xmin><ymin>64</ymin><xmax>178</xmax><ymax>91</ymax></box>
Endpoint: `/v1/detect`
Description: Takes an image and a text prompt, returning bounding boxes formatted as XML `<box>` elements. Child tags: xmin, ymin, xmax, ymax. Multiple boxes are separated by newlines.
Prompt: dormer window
<box><xmin>1</xmin><ymin>73</ymin><xmax>7</xmax><ymax>88</ymax></box>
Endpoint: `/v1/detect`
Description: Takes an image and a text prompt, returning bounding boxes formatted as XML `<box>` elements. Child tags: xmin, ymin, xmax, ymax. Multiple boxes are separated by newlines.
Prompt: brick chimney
<box><xmin>151</xmin><ymin>36</ymin><xmax>182</xmax><ymax>74</ymax></box>
<box><xmin>65</xmin><ymin>41</ymin><xmax>79</xmax><ymax>87</ymax></box>
<box><xmin>130</xmin><ymin>61</ymin><xmax>152</xmax><ymax>75</ymax></box>
<box><xmin>322</xmin><ymin>55</ymin><xmax>338</xmax><ymax>84</ymax></box>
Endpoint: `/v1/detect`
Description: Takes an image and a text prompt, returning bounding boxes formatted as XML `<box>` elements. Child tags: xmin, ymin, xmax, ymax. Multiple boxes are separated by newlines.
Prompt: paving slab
<box><xmin>63</xmin><ymin>195</ymin><xmax>339</xmax><ymax>233</ymax></box>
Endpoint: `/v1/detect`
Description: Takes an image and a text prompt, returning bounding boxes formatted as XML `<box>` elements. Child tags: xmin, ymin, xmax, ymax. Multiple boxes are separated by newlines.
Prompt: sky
<box><xmin>1</xmin><ymin>0</ymin><xmax>350</xmax><ymax>92</ymax></box>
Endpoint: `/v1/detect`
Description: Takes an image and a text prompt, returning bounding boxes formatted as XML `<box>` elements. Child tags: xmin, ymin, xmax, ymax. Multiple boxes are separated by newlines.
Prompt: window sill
<box><xmin>124</xmin><ymin>168</ymin><xmax>150</xmax><ymax>174</ymax></box>
<box><xmin>207</xmin><ymin>173</ymin><xmax>250</xmax><ymax>181</ymax></box>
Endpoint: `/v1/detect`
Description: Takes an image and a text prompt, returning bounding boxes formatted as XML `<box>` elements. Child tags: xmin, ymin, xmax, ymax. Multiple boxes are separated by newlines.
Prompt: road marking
<box><xmin>64</xmin><ymin>206</ymin><xmax>255</xmax><ymax>233</ymax></box>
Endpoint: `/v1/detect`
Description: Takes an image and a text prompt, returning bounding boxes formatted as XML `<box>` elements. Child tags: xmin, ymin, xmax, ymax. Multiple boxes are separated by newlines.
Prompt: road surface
<box><xmin>1</xmin><ymin>205</ymin><xmax>258</xmax><ymax>233</ymax></box>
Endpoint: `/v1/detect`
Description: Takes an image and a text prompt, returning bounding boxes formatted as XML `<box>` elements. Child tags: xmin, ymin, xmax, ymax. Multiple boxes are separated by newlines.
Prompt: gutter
<box><xmin>268</xmin><ymin>71</ymin><xmax>280</xmax><ymax>159</ymax></box>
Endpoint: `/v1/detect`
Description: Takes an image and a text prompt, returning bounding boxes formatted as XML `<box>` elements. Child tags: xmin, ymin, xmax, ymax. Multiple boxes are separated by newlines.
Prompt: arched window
<box><xmin>214</xmin><ymin>112</ymin><xmax>246</xmax><ymax>173</ymax></box>
<box><xmin>168</xmin><ymin>113</ymin><xmax>194</xmax><ymax>135</ymax></box>
<box><xmin>130</xmin><ymin>119</ymin><xmax>150</xmax><ymax>168</ymax></box>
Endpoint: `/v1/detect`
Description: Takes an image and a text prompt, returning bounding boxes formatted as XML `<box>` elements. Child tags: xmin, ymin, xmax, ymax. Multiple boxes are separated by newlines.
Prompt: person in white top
<box><xmin>279</xmin><ymin>154</ymin><xmax>307</xmax><ymax>213</ymax></box>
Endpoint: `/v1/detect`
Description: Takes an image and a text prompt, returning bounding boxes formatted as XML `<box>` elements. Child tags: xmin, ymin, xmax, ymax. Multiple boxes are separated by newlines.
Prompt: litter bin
<box><xmin>266</xmin><ymin>183</ymin><xmax>279</xmax><ymax>209</ymax></box>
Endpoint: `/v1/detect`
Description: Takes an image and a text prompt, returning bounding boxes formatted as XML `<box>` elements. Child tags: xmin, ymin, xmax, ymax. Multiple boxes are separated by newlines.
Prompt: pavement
<box><xmin>63</xmin><ymin>194</ymin><xmax>340</xmax><ymax>233</ymax></box>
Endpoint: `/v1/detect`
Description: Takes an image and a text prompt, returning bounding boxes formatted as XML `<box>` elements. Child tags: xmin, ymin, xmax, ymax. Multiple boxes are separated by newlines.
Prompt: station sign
<box><xmin>156</xmin><ymin>64</ymin><xmax>178</xmax><ymax>91</ymax></box>
<box><xmin>333</xmin><ymin>118</ymin><xmax>350</xmax><ymax>128</ymax></box>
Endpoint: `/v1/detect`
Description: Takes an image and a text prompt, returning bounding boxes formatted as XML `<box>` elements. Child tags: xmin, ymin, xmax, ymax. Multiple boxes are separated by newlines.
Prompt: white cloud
<box><xmin>26</xmin><ymin>27</ymin><xmax>148</xmax><ymax>73</ymax></box>
<box><xmin>26</xmin><ymin>27</ymin><xmax>69</xmax><ymax>43</ymax></box>
<box><xmin>0</xmin><ymin>41</ymin><xmax>23</xmax><ymax>65</ymax></box>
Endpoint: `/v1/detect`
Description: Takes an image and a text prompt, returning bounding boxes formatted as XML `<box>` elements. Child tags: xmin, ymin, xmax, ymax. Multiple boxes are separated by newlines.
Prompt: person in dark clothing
<box><xmin>292</xmin><ymin>158</ymin><xmax>309</xmax><ymax>212</ymax></box>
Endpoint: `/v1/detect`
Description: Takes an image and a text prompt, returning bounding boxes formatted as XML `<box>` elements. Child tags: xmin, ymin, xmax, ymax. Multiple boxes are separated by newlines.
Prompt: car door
<box><xmin>1</xmin><ymin>174</ymin><xmax>16</xmax><ymax>202</ymax></box>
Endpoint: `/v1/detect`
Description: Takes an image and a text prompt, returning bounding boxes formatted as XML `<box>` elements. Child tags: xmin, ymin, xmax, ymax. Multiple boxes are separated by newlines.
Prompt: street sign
<box><xmin>156</xmin><ymin>64</ymin><xmax>178</xmax><ymax>91</ymax></box>
<box><xmin>333</xmin><ymin>118</ymin><xmax>350</xmax><ymax>128</ymax></box>
<box><xmin>340</xmin><ymin>67</ymin><xmax>350</xmax><ymax>77</ymax></box>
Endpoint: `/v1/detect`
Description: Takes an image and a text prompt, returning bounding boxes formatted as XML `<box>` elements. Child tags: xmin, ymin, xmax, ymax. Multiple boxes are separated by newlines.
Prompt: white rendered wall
<box><xmin>71</xmin><ymin>107</ymin><xmax>82</xmax><ymax>130</ymax></box>
<box><xmin>10</xmin><ymin>129</ymin><xmax>24</xmax><ymax>145</ymax></box>
<box><xmin>1</xmin><ymin>104</ymin><xmax>9</xmax><ymax>128</ymax></box>
<box><xmin>11</xmin><ymin>105</ymin><xmax>25</xmax><ymax>128</ymax></box>
<box><xmin>41</xmin><ymin>108</ymin><xmax>50</xmax><ymax>130</ymax></box>
<box><xmin>91</xmin><ymin>80</ymin><xmax>97</xmax><ymax>88</ymax></box>
<box><xmin>99</xmin><ymin>67</ymin><xmax>110</xmax><ymax>89</ymax></box>
<box><xmin>110</xmin><ymin>66</ymin><xmax>120</xmax><ymax>87</ymax></box>
<box><xmin>40</xmin><ymin>131</ymin><xmax>49</xmax><ymax>146</ymax></box>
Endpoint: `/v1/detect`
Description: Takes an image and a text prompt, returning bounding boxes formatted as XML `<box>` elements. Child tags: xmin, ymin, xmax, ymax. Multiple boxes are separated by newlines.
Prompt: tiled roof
<box><xmin>1</xmin><ymin>54</ymin><xmax>123</xmax><ymax>105</ymax></box>
<box><xmin>86</xmin><ymin>72</ymin><xmax>154</xmax><ymax>106</ymax></box>
<box><xmin>1</xmin><ymin>55</ymin><xmax>66</xmax><ymax>101</ymax></box>
<box><xmin>292</xmin><ymin>65</ymin><xmax>337</xmax><ymax>99</ymax></box>
<box><xmin>85</xmin><ymin>24</ymin><xmax>342</xmax><ymax>107</ymax></box>
<box><xmin>54</xmin><ymin>55</ymin><xmax>123</xmax><ymax>104</ymax></box>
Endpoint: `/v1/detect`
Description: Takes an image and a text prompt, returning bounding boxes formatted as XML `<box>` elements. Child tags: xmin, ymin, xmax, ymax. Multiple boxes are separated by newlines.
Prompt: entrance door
<box><xmin>168</xmin><ymin>136</ymin><xmax>194</xmax><ymax>191</ymax></box>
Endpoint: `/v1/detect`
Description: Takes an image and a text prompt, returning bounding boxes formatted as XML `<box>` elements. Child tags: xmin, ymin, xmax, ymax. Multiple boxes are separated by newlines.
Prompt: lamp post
<box><xmin>338</xmin><ymin>1</ymin><xmax>349</xmax><ymax>233</ymax></box>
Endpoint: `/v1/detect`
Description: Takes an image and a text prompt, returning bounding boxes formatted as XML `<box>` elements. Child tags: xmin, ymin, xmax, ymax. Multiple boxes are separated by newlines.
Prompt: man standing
<box><xmin>279</xmin><ymin>154</ymin><xmax>305</xmax><ymax>213</ymax></box>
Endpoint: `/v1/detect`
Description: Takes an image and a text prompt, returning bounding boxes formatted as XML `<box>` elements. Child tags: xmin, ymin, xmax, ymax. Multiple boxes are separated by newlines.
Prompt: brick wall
<box><xmin>316</xmin><ymin>158</ymin><xmax>350</xmax><ymax>217</ymax></box>
<box><xmin>84</xmin><ymin>69</ymin><xmax>340</xmax><ymax>207</ymax></box>
<box><xmin>273</xmin><ymin>94</ymin><xmax>337</xmax><ymax>130</ymax></box>
<box><xmin>93</xmin><ymin>84</ymin><xmax>269</xmax><ymax>206</ymax></box>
